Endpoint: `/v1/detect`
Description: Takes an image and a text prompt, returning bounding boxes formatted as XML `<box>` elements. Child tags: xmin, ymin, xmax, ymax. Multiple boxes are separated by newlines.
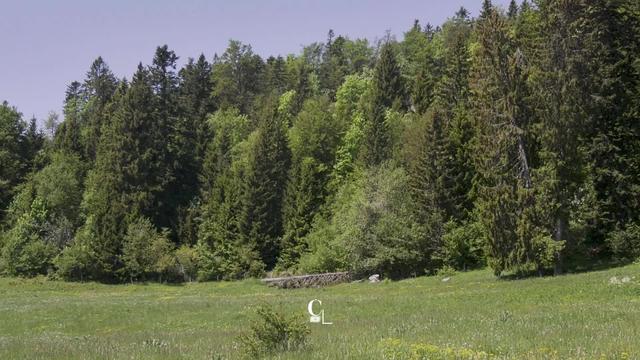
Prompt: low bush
<box><xmin>607</xmin><ymin>222</ymin><xmax>640</xmax><ymax>261</ymax></box>
<box><xmin>238</xmin><ymin>304</ymin><xmax>310</xmax><ymax>358</ymax></box>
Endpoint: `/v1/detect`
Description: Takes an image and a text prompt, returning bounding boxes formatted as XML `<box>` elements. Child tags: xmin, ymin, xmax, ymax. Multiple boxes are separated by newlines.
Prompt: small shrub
<box><xmin>175</xmin><ymin>245</ymin><xmax>199</xmax><ymax>282</ymax></box>
<box><xmin>607</xmin><ymin>223</ymin><xmax>640</xmax><ymax>261</ymax></box>
<box><xmin>436</xmin><ymin>221</ymin><xmax>486</xmax><ymax>271</ymax></box>
<box><xmin>1</xmin><ymin>197</ymin><xmax>57</xmax><ymax>277</ymax></box>
<box><xmin>121</xmin><ymin>217</ymin><xmax>176</xmax><ymax>282</ymax></box>
<box><xmin>239</xmin><ymin>304</ymin><xmax>310</xmax><ymax>358</ymax></box>
<box><xmin>53</xmin><ymin>234</ymin><xmax>95</xmax><ymax>281</ymax></box>
<box><xmin>436</xmin><ymin>265</ymin><xmax>457</xmax><ymax>278</ymax></box>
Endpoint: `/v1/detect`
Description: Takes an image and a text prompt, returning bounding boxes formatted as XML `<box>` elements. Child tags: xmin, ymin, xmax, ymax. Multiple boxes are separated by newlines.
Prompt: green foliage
<box><xmin>280</xmin><ymin>97</ymin><xmax>342</xmax><ymax>269</ymax></box>
<box><xmin>32</xmin><ymin>151</ymin><xmax>85</xmax><ymax>225</ymax></box>
<box><xmin>211</xmin><ymin>40</ymin><xmax>264</xmax><ymax>113</ymax></box>
<box><xmin>237</xmin><ymin>99</ymin><xmax>291</xmax><ymax>269</ymax></box>
<box><xmin>331</xmin><ymin>72</ymin><xmax>372</xmax><ymax>185</ymax></box>
<box><xmin>81</xmin><ymin>65</ymin><xmax>172</xmax><ymax>280</ymax></box>
<box><xmin>436</xmin><ymin>221</ymin><xmax>486</xmax><ymax>271</ymax></box>
<box><xmin>121</xmin><ymin>217</ymin><xmax>175</xmax><ymax>282</ymax></box>
<box><xmin>53</xmin><ymin>233</ymin><xmax>95</xmax><ymax>281</ymax></box>
<box><xmin>607</xmin><ymin>223</ymin><xmax>640</xmax><ymax>261</ymax></box>
<box><xmin>3</xmin><ymin>4</ymin><xmax>640</xmax><ymax>282</ymax></box>
<box><xmin>175</xmin><ymin>245</ymin><xmax>199</xmax><ymax>282</ymax></box>
<box><xmin>0</xmin><ymin>102</ymin><xmax>38</xmax><ymax>225</ymax></box>
<box><xmin>299</xmin><ymin>164</ymin><xmax>429</xmax><ymax>278</ymax></box>
<box><xmin>1</xmin><ymin>198</ymin><xmax>56</xmax><ymax>277</ymax></box>
<box><xmin>578</xmin><ymin>0</ymin><xmax>640</xmax><ymax>246</ymax></box>
<box><xmin>80</xmin><ymin>57</ymin><xmax>118</xmax><ymax>161</ymax></box>
<box><xmin>197</xmin><ymin>112</ymin><xmax>264</xmax><ymax>280</ymax></box>
<box><xmin>239</xmin><ymin>304</ymin><xmax>310</xmax><ymax>358</ymax></box>
<box><xmin>360</xmin><ymin>42</ymin><xmax>406</xmax><ymax>166</ymax></box>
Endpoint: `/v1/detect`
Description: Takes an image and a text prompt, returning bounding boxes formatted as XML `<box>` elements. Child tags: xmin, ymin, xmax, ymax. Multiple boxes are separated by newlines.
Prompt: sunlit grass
<box><xmin>0</xmin><ymin>263</ymin><xmax>638</xmax><ymax>359</ymax></box>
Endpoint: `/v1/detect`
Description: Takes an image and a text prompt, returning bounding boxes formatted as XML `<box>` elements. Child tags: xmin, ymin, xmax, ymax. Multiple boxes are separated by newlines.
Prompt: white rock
<box><xmin>442</xmin><ymin>277</ymin><xmax>451</xmax><ymax>282</ymax></box>
<box><xmin>621</xmin><ymin>276</ymin><xmax>631</xmax><ymax>283</ymax></box>
<box><xmin>368</xmin><ymin>274</ymin><xmax>380</xmax><ymax>283</ymax></box>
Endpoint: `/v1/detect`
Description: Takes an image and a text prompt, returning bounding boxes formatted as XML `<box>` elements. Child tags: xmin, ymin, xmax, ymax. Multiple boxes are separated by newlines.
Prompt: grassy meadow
<box><xmin>0</xmin><ymin>263</ymin><xmax>639</xmax><ymax>359</ymax></box>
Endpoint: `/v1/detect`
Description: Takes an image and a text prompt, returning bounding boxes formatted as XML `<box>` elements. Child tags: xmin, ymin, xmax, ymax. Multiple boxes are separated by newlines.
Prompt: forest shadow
<box><xmin>497</xmin><ymin>258</ymin><xmax>634</xmax><ymax>281</ymax></box>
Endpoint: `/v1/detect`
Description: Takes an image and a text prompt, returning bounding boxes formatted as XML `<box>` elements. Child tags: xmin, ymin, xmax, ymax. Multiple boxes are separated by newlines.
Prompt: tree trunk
<box><xmin>553</xmin><ymin>217</ymin><xmax>566</xmax><ymax>276</ymax></box>
<box><xmin>517</xmin><ymin>136</ymin><xmax>532</xmax><ymax>189</ymax></box>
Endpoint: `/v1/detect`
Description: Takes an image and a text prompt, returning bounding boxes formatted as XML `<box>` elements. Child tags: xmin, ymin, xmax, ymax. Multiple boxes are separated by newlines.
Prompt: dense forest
<box><xmin>1</xmin><ymin>0</ymin><xmax>639</xmax><ymax>283</ymax></box>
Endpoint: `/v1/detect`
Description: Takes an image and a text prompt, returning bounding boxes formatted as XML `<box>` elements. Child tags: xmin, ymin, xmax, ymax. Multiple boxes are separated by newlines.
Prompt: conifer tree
<box><xmin>238</xmin><ymin>98</ymin><xmax>291</xmax><ymax>268</ymax></box>
<box><xmin>211</xmin><ymin>40</ymin><xmax>265</xmax><ymax>113</ymax></box>
<box><xmin>533</xmin><ymin>0</ymin><xmax>593</xmax><ymax>274</ymax></box>
<box><xmin>360</xmin><ymin>42</ymin><xmax>405</xmax><ymax>166</ymax></box>
<box><xmin>264</xmin><ymin>56</ymin><xmax>289</xmax><ymax>95</ymax></box>
<box><xmin>472</xmin><ymin>10</ymin><xmax>561</xmax><ymax>276</ymax></box>
<box><xmin>578</xmin><ymin>0</ymin><xmax>640</xmax><ymax>251</ymax></box>
<box><xmin>0</xmin><ymin>102</ymin><xmax>28</xmax><ymax>223</ymax></box>
<box><xmin>197</xmin><ymin>109</ymin><xmax>258</xmax><ymax>280</ymax></box>
<box><xmin>480</xmin><ymin>0</ymin><xmax>493</xmax><ymax>19</ymax></box>
<box><xmin>82</xmin><ymin>57</ymin><xmax>118</xmax><ymax>161</ymax></box>
<box><xmin>54</xmin><ymin>82</ymin><xmax>84</xmax><ymax>156</ymax></box>
<box><xmin>82</xmin><ymin>65</ymin><xmax>170</xmax><ymax>279</ymax></box>
<box><xmin>280</xmin><ymin>97</ymin><xmax>341</xmax><ymax>269</ymax></box>
<box><xmin>434</xmin><ymin>11</ymin><xmax>471</xmax><ymax>110</ymax></box>
<box><xmin>508</xmin><ymin>0</ymin><xmax>519</xmax><ymax>19</ymax></box>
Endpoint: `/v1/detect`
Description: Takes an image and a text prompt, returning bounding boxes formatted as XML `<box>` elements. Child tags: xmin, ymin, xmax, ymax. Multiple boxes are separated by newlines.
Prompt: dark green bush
<box><xmin>607</xmin><ymin>223</ymin><xmax>640</xmax><ymax>261</ymax></box>
<box><xmin>436</xmin><ymin>220</ymin><xmax>486</xmax><ymax>271</ymax></box>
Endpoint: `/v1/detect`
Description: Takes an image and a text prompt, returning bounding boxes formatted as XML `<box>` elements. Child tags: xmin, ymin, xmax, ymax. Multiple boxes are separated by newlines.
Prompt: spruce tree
<box><xmin>82</xmin><ymin>57</ymin><xmax>118</xmax><ymax>161</ymax></box>
<box><xmin>238</xmin><ymin>98</ymin><xmax>291</xmax><ymax>269</ymax></box>
<box><xmin>0</xmin><ymin>102</ymin><xmax>28</xmax><ymax>223</ymax></box>
<box><xmin>280</xmin><ymin>97</ymin><xmax>341</xmax><ymax>269</ymax></box>
<box><xmin>197</xmin><ymin>109</ymin><xmax>257</xmax><ymax>280</ymax></box>
<box><xmin>471</xmin><ymin>10</ymin><xmax>560</xmax><ymax>276</ymax></box>
<box><xmin>508</xmin><ymin>0</ymin><xmax>519</xmax><ymax>19</ymax></box>
<box><xmin>480</xmin><ymin>0</ymin><xmax>493</xmax><ymax>19</ymax></box>
<box><xmin>210</xmin><ymin>40</ymin><xmax>265</xmax><ymax>113</ymax></box>
<box><xmin>579</xmin><ymin>0</ymin><xmax>640</xmax><ymax>251</ymax></box>
<box><xmin>360</xmin><ymin>41</ymin><xmax>404</xmax><ymax>166</ymax></box>
<box><xmin>82</xmin><ymin>65</ymin><xmax>170</xmax><ymax>279</ymax></box>
<box><xmin>54</xmin><ymin>82</ymin><xmax>84</xmax><ymax>156</ymax></box>
<box><xmin>534</xmin><ymin>0</ymin><xmax>592</xmax><ymax>274</ymax></box>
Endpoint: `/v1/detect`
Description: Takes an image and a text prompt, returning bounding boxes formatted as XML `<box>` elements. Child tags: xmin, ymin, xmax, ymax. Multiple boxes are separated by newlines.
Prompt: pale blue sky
<box><xmin>0</xmin><ymin>0</ymin><xmax>510</xmax><ymax>122</ymax></box>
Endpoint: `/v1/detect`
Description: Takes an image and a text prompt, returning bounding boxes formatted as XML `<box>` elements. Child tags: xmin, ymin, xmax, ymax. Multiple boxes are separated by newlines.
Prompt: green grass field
<box><xmin>0</xmin><ymin>263</ymin><xmax>639</xmax><ymax>359</ymax></box>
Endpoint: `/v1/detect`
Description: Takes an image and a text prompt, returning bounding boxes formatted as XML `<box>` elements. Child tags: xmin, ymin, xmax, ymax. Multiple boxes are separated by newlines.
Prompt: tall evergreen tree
<box><xmin>211</xmin><ymin>40</ymin><xmax>265</xmax><ymax>113</ymax></box>
<box><xmin>533</xmin><ymin>0</ymin><xmax>592</xmax><ymax>274</ymax></box>
<box><xmin>472</xmin><ymin>10</ymin><xmax>562</xmax><ymax>276</ymax></box>
<box><xmin>360</xmin><ymin>42</ymin><xmax>405</xmax><ymax>166</ymax></box>
<box><xmin>197</xmin><ymin>109</ymin><xmax>257</xmax><ymax>280</ymax></box>
<box><xmin>579</xmin><ymin>0</ymin><xmax>640</xmax><ymax>252</ymax></box>
<box><xmin>82</xmin><ymin>66</ymin><xmax>170</xmax><ymax>279</ymax></box>
<box><xmin>480</xmin><ymin>0</ymin><xmax>493</xmax><ymax>19</ymax></box>
<box><xmin>508</xmin><ymin>0</ymin><xmax>519</xmax><ymax>19</ymax></box>
<box><xmin>0</xmin><ymin>102</ymin><xmax>28</xmax><ymax>224</ymax></box>
<box><xmin>82</xmin><ymin>57</ymin><xmax>118</xmax><ymax>161</ymax></box>
<box><xmin>238</xmin><ymin>98</ymin><xmax>291</xmax><ymax>269</ymax></box>
<box><xmin>280</xmin><ymin>97</ymin><xmax>341</xmax><ymax>269</ymax></box>
<box><xmin>54</xmin><ymin>82</ymin><xmax>84</xmax><ymax>155</ymax></box>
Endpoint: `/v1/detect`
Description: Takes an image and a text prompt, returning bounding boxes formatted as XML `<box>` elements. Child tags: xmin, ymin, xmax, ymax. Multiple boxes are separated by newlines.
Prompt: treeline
<box><xmin>1</xmin><ymin>0</ymin><xmax>639</xmax><ymax>282</ymax></box>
